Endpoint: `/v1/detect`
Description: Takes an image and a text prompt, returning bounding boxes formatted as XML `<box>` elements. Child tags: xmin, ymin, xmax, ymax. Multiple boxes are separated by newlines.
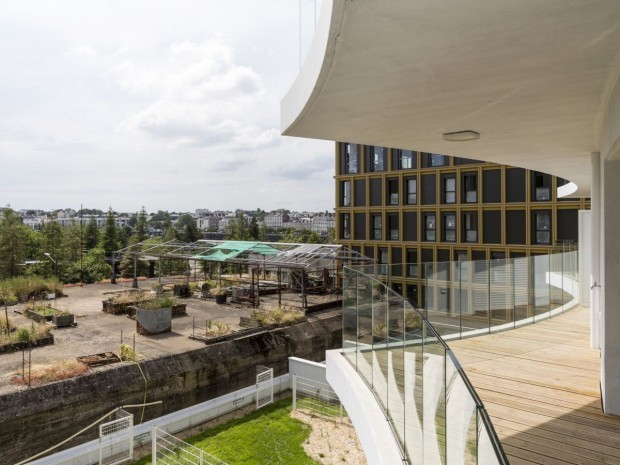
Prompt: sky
<box><xmin>0</xmin><ymin>0</ymin><xmax>334</xmax><ymax>214</ymax></box>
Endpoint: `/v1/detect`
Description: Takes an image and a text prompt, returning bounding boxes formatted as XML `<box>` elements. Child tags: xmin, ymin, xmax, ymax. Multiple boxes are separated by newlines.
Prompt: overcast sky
<box><xmin>0</xmin><ymin>0</ymin><xmax>333</xmax><ymax>214</ymax></box>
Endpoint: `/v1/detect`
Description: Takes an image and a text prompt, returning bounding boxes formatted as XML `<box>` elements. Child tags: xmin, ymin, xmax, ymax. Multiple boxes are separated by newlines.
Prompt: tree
<box><xmin>100</xmin><ymin>207</ymin><xmax>118</xmax><ymax>256</ymax></box>
<box><xmin>176</xmin><ymin>214</ymin><xmax>199</xmax><ymax>242</ymax></box>
<box><xmin>0</xmin><ymin>209</ymin><xmax>33</xmax><ymax>278</ymax></box>
<box><xmin>249</xmin><ymin>217</ymin><xmax>259</xmax><ymax>240</ymax></box>
<box><xmin>84</xmin><ymin>217</ymin><xmax>99</xmax><ymax>250</ymax></box>
<box><xmin>134</xmin><ymin>207</ymin><xmax>149</xmax><ymax>243</ymax></box>
<box><xmin>226</xmin><ymin>214</ymin><xmax>252</xmax><ymax>241</ymax></box>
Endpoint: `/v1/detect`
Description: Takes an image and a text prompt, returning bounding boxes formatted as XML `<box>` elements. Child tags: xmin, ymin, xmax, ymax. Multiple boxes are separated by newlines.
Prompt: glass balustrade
<box><xmin>342</xmin><ymin>250</ymin><xmax>579</xmax><ymax>464</ymax></box>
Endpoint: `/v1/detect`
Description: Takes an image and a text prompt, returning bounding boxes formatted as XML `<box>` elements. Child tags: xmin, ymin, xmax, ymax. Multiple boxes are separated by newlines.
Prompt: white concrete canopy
<box><xmin>282</xmin><ymin>0</ymin><xmax>620</xmax><ymax>197</ymax></box>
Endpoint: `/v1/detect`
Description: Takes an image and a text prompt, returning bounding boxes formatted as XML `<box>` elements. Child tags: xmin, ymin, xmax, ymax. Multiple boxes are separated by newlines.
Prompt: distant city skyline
<box><xmin>0</xmin><ymin>1</ymin><xmax>334</xmax><ymax>212</ymax></box>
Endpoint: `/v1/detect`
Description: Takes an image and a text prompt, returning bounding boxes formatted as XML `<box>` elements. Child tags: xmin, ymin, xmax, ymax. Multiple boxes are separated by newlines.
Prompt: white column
<box><xmin>589</xmin><ymin>153</ymin><xmax>601</xmax><ymax>348</ymax></box>
<box><xmin>601</xmin><ymin>157</ymin><xmax>620</xmax><ymax>414</ymax></box>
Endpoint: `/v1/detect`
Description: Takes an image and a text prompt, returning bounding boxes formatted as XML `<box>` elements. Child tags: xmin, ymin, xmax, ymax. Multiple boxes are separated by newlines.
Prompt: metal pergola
<box><xmin>113</xmin><ymin>239</ymin><xmax>373</xmax><ymax>309</ymax></box>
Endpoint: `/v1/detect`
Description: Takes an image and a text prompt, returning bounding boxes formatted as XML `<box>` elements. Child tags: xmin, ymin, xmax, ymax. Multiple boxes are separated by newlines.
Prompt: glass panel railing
<box><xmin>341</xmin><ymin>249</ymin><xmax>578</xmax><ymax>464</ymax></box>
<box><xmin>299</xmin><ymin>0</ymin><xmax>324</xmax><ymax>68</ymax></box>
<box><xmin>423</xmin><ymin>321</ymin><xmax>446</xmax><ymax>465</ymax></box>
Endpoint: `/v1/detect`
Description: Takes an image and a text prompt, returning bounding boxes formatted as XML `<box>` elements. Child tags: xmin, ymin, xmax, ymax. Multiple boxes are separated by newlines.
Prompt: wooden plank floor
<box><xmin>450</xmin><ymin>306</ymin><xmax>620</xmax><ymax>465</ymax></box>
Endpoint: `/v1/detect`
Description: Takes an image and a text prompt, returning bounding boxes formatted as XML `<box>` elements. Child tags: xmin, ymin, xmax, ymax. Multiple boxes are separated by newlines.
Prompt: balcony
<box><xmin>332</xmin><ymin>250</ymin><xmax>582</xmax><ymax>464</ymax></box>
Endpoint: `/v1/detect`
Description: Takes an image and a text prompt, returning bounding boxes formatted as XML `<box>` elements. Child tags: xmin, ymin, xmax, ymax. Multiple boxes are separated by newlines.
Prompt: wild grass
<box><xmin>0</xmin><ymin>276</ymin><xmax>62</xmax><ymax>299</ymax></box>
<box><xmin>254</xmin><ymin>307</ymin><xmax>305</xmax><ymax>326</ymax></box>
<box><xmin>204</xmin><ymin>321</ymin><xmax>231</xmax><ymax>337</ymax></box>
<box><xmin>11</xmin><ymin>359</ymin><xmax>89</xmax><ymax>386</ymax></box>
<box><xmin>131</xmin><ymin>399</ymin><xmax>320</xmax><ymax>465</ymax></box>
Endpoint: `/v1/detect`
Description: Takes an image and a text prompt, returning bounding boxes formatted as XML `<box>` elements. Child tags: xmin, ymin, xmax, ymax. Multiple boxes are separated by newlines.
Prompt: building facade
<box><xmin>334</xmin><ymin>142</ymin><xmax>590</xmax><ymax>306</ymax></box>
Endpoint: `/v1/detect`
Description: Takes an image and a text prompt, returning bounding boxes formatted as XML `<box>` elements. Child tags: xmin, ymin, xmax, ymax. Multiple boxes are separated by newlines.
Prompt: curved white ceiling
<box><xmin>282</xmin><ymin>0</ymin><xmax>620</xmax><ymax>196</ymax></box>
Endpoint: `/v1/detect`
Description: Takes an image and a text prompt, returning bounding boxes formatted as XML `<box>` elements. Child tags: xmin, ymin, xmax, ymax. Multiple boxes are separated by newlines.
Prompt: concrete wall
<box><xmin>0</xmin><ymin>316</ymin><xmax>341</xmax><ymax>464</ymax></box>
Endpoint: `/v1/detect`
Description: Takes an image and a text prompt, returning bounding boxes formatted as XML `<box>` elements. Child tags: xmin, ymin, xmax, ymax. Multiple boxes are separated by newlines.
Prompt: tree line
<box><xmin>0</xmin><ymin>207</ymin><xmax>333</xmax><ymax>284</ymax></box>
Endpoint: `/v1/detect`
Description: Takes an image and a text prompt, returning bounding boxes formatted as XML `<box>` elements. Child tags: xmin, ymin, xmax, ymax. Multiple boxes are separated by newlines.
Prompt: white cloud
<box><xmin>0</xmin><ymin>1</ymin><xmax>335</xmax><ymax>212</ymax></box>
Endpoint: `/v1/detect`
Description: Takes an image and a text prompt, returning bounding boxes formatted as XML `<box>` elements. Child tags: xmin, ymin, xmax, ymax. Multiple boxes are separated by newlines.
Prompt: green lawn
<box><xmin>132</xmin><ymin>398</ymin><xmax>320</xmax><ymax>465</ymax></box>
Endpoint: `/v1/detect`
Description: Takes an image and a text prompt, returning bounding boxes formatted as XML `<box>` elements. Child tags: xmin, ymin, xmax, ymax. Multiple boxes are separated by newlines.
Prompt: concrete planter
<box><xmin>136</xmin><ymin>307</ymin><xmax>172</xmax><ymax>336</ymax></box>
<box><xmin>24</xmin><ymin>309</ymin><xmax>53</xmax><ymax>324</ymax></box>
<box><xmin>171</xmin><ymin>304</ymin><xmax>187</xmax><ymax>317</ymax></box>
<box><xmin>52</xmin><ymin>313</ymin><xmax>75</xmax><ymax>327</ymax></box>
<box><xmin>0</xmin><ymin>334</ymin><xmax>54</xmax><ymax>354</ymax></box>
<box><xmin>102</xmin><ymin>300</ymin><xmax>138</xmax><ymax>315</ymax></box>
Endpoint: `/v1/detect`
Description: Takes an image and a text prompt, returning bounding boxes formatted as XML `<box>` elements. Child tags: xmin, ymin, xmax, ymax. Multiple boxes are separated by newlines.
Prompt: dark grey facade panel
<box><xmin>354</xmin><ymin>179</ymin><xmax>366</xmax><ymax>207</ymax></box>
<box><xmin>483</xmin><ymin>210</ymin><xmax>502</xmax><ymax>244</ymax></box>
<box><xmin>421</xmin><ymin>173</ymin><xmax>436</xmax><ymax>205</ymax></box>
<box><xmin>557</xmin><ymin>209</ymin><xmax>579</xmax><ymax>242</ymax></box>
<box><xmin>370</xmin><ymin>178</ymin><xmax>382</xmax><ymax>206</ymax></box>
<box><xmin>483</xmin><ymin>169</ymin><xmax>502</xmax><ymax>203</ymax></box>
<box><xmin>403</xmin><ymin>212</ymin><xmax>418</xmax><ymax>241</ymax></box>
<box><xmin>354</xmin><ymin>213</ymin><xmax>367</xmax><ymax>240</ymax></box>
<box><xmin>506</xmin><ymin>168</ymin><xmax>526</xmax><ymax>203</ymax></box>
<box><xmin>506</xmin><ymin>210</ymin><xmax>526</xmax><ymax>244</ymax></box>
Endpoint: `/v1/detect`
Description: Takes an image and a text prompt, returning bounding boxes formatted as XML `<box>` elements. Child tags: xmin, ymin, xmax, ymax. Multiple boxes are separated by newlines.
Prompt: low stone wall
<box><xmin>0</xmin><ymin>314</ymin><xmax>341</xmax><ymax>464</ymax></box>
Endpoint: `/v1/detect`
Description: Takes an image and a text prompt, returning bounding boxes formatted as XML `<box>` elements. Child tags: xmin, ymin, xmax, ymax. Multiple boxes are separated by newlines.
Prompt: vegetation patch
<box><xmin>254</xmin><ymin>307</ymin><xmax>306</xmax><ymax>327</ymax></box>
<box><xmin>131</xmin><ymin>399</ymin><xmax>320</xmax><ymax>465</ymax></box>
<box><xmin>11</xmin><ymin>359</ymin><xmax>89</xmax><ymax>386</ymax></box>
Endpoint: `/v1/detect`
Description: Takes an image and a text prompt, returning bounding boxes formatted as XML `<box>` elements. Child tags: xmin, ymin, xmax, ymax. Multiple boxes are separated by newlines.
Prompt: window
<box><xmin>387</xmin><ymin>213</ymin><xmax>399</xmax><ymax>241</ymax></box>
<box><xmin>370</xmin><ymin>178</ymin><xmax>382</xmax><ymax>206</ymax></box>
<box><xmin>368</xmin><ymin>146</ymin><xmax>387</xmax><ymax>172</ymax></box>
<box><xmin>341</xmin><ymin>213</ymin><xmax>350</xmax><ymax>239</ymax></box>
<box><xmin>341</xmin><ymin>181</ymin><xmax>351</xmax><ymax>207</ymax></box>
<box><xmin>463</xmin><ymin>212</ymin><xmax>477</xmax><ymax>242</ymax></box>
<box><xmin>406</xmin><ymin>177</ymin><xmax>417</xmax><ymax>204</ymax></box>
<box><xmin>398</xmin><ymin>149</ymin><xmax>416</xmax><ymax>169</ymax></box>
<box><xmin>532</xmin><ymin>171</ymin><xmax>551</xmax><ymax>201</ymax></box>
<box><xmin>463</xmin><ymin>172</ymin><xmax>477</xmax><ymax>203</ymax></box>
<box><xmin>406</xmin><ymin>249</ymin><xmax>418</xmax><ymax>278</ymax></box>
<box><xmin>443</xmin><ymin>213</ymin><xmax>456</xmax><ymax>242</ymax></box>
<box><xmin>371</xmin><ymin>213</ymin><xmax>382</xmax><ymax>240</ymax></box>
<box><xmin>421</xmin><ymin>153</ymin><xmax>448</xmax><ymax>167</ymax></box>
<box><xmin>387</xmin><ymin>178</ymin><xmax>399</xmax><ymax>205</ymax></box>
<box><xmin>378</xmin><ymin>247</ymin><xmax>388</xmax><ymax>275</ymax></box>
<box><xmin>534</xmin><ymin>211</ymin><xmax>551</xmax><ymax>244</ymax></box>
<box><xmin>344</xmin><ymin>144</ymin><xmax>359</xmax><ymax>174</ymax></box>
<box><xmin>443</xmin><ymin>175</ymin><xmax>456</xmax><ymax>204</ymax></box>
<box><xmin>354</xmin><ymin>179</ymin><xmax>366</xmax><ymax>206</ymax></box>
<box><xmin>424</xmin><ymin>213</ymin><xmax>436</xmax><ymax>241</ymax></box>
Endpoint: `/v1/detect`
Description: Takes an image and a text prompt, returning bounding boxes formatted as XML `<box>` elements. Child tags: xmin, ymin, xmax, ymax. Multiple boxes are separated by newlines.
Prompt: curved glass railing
<box><xmin>300</xmin><ymin>0</ymin><xmax>324</xmax><ymax>68</ymax></box>
<box><xmin>341</xmin><ymin>250</ymin><xmax>578</xmax><ymax>464</ymax></box>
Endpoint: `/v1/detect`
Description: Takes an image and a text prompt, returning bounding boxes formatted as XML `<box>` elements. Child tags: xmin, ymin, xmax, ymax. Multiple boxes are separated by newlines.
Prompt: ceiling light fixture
<box><xmin>443</xmin><ymin>130</ymin><xmax>480</xmax><ymax>142</ymax></box>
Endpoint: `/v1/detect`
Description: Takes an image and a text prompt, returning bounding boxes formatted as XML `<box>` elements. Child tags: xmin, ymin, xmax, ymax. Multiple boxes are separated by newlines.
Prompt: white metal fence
<box><xmin>99</xmin><ymin>409</ymin><xmax>133</xmax><ymax>465</ymax></box>
<box><xmin>151</xmin><ymin>427</ymin><xmax>227</xmax><ymax>465</ymax></box>
<box><xmin>292</xmin><ymin>374</ymin><xmax>343</xmax><ymax>420</ymax></box>
<box><xmin>256</xmin><ymin>365</ymin><xmax>274</xmax><ymax>409</ymax></box>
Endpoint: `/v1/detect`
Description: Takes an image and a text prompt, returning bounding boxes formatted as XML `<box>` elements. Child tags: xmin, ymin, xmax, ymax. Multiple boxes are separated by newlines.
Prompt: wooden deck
<box><xmin>449</xmin><ymin>306</ymin><xmax>620</xmax><ymax>465</ymax></box>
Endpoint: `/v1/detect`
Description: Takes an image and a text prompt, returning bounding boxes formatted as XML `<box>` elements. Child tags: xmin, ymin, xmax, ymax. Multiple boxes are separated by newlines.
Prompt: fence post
<box><xmin>200</xmin><ymin>449</ymin><xmax>204</xmax><ymax>465</ymax></box>
<box><xmin>151</xmin><ymin>426</ymin><xmax>157</xmax><ymax>464</ymax></box>
<box><xmin>292</xmin><ymin>374</ymin><xmax>297</xmax><ymax>410</ymax></box>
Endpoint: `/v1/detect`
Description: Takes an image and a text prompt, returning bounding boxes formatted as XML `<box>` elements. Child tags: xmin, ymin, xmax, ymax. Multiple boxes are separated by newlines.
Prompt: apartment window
<box><xmin>443</xmin><ymin>213</ymin><xmax>456</xmax><ymax>242</ymax></box>
<box><xmin>370</xmin><ymin>178</ymin><xmax>383</xmax><ymax>206</ymax></box>
<box><xmin>368</xmin><ymin>146</ymin><xmax>387</xmax><ymax>172</ymax></box>
<box><xmin>422</xmin><ymin>153</ymin><xmax>447</xmax><ymax>167</ymax></box>
<box><xmin>424</xmin><ymin>213</ymin><xmax>436</xmax><ymax>241</ymax></box>
<box><xmin>421</xmin><ymin>174</ymin><xmax>437</xmax><ymax>205</ymax></box>
<box><xmin>354</xmin><ymin>179</ymin><xmax>366</xmax><ymax>207</ymax></box>
<box><xmin>403</xmin><ymin>212</ymin><xmax>417</xmax><ymax>241</ymax></box>
<box><xmin>371</xmin><ymin>213</ymin><xmax>382</xmax><ymax>240</ymax></box>
<box><xmin>341</xmin><ymin>181</ymin><xmax>351</xmax><ymax>207</ymax></box>
<box><xmin>532</xmin><ymin>171</ymin><xmax>551</xmax><ymax>201</ymax></box>
<box><xmin>378</xmin><ymin>247</ymin><xmax>388</xmax><ymax>275</ymax></box>
<box><xmin>442</xmin><ymin>174</ymin><xmax>456</xmax><ymax>204</ymax></box>
<box><xmin>387</xmin><ymin>178</ymin><xmax>399</xmax><ymax>205</ymax></box>
<box><xmin>405</xmin><ymin>177</ymin><xmax>417</xmax><ymax>204</ymax></box>
<box><xmin>344</xmin><ymin>143</ymin><xmax>359</xmax><ymax>174</ymax></box>
<box><xmin>353</xmin><ymin>213</ymin><xmax>366</xmax><ymax>240</ymax></box>
<box><xmin>387</xmin><ymin>213</ymin><xmax>399</xmax><ymax>241</ymax></box>
<box><xmin>533</xmin><ymin>211</ymin><xmax>551</xmax><ymax>244</ymax></box>
<box><xmin>463</xmin><ymin>172</ymin><xmax>477</xmax><ymax>203</ymax></box>
<box><xmin>482</xmin><ymin>169</ymin><xmax>501</xmax><ymax>203</ymax></box>
<box><xmin>341</xmin><ymin>213</ymin><xmax>350</xmax><ymax>240</ymax></box>
<box><xmin>462</xmin><ymin>212</ymin><xmax>477</xmax><ymax>242</ymax></box>
<box><xmin>398</xmin><ymin>149</ymin><xmax>416</xmax><ymax>169</ymax></box>
<box><xmin>406</xmin><ymin>249</ymin><xmax>418</xmax><ymax>278</ymax></box>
